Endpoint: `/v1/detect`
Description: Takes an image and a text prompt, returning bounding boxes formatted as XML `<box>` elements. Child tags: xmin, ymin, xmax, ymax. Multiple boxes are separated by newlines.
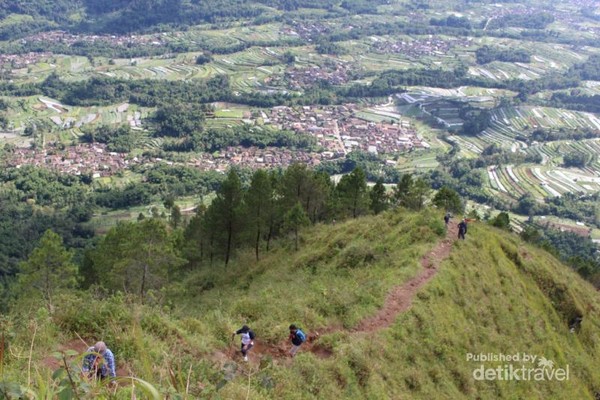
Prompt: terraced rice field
<box><xmin>528</xmin><ymin>139</ymin><xmax>600</xmax><ymax>167</ymax></box>
<box><xmin>465</xmin><ymin>105</ymin><xmax>600</xmax><ymax>201</ymax></box>
<box><xmin>13</xmin><ymin>45</ymin><xmax>286</xmax><ymax>91</ymax></box>
<box><xmin>468</xmin><ymin>39</ymin><xmax>597</xmax><ymax>82</ymax></box>
<box><xmin>396</xmin><ymin>152</ymin><xmax>440</xmax><ymax>172</ymax></box>
<box><xmin>6</xmin><ymin>96</ymin><xmax>152</xmax><ymax>141</ymax></box>
<box><xmin>456</xmin><ymin>106</ymin><xmax>600</xmax><ymax>155</ymax></box>
<box><xmin>485</xmin><ymin>162</ymin><xmax>600</xmax><ymax>201</ymax></box>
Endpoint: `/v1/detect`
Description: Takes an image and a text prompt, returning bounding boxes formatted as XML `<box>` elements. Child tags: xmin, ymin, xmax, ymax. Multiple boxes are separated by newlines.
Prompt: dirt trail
<box><xmin>352</xmin><ymin>222</ymin><xmax>457</xmax><ymax>333</ymax></box>
<box><xmin>45</xmin><ymin>223</ymin><xmax>459</xmax><ymax>369</ymax></box>
<box><xmin>234</xmin><ymin>223</ymin><xmax>459</xmax><ymax>361</ymax></box>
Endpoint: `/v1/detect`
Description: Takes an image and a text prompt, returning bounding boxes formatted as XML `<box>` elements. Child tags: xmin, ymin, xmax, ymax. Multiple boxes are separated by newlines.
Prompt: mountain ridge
<box><xmin>3</xmin><ymin>210</ymin><xmax>599</xmax><ymax>398</ymax></box>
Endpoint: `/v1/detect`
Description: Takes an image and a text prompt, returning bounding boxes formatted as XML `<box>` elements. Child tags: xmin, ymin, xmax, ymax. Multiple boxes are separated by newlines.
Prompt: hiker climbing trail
<box><xmin>45</xmin><ymin>221</ymin><xmax>460</xmax><ymax>370</ymax></box>
<box><xmin>233</xmin><ymin>222</ymin><xmax>459</xmax><ymax>360</ymax></box>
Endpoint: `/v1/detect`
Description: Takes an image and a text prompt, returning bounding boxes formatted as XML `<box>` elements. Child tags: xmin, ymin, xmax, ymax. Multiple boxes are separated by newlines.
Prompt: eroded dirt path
<box><xmin>47</xmin><ymin>223</ymin><xmax>458</xmax><ymax>368</ymax></box>
<box><xmin>235</xmin><ymin>223</ymin><xmax>458</xmax><ymax>361</ymax></box>
<box><xmin>352</xmin><ymin>222</ymin><xmax>457</xmax><ymax>333</ymax></box>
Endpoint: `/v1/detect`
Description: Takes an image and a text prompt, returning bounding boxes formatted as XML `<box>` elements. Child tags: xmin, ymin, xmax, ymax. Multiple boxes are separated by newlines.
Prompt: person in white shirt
<box><xmin>233</xmin><ymin>325</ymin><xmax>255</xmax><ymax>362</ymax></box>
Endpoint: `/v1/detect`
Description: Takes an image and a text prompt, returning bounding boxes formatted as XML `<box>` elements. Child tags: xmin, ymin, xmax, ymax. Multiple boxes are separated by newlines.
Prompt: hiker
<box><xmin>569</xmin><ymin>316</ymin><xmax>583</xmax><ymax>333</ymax></box>
<box><xmin>458</xmin><ymin>218</ymin><xmax>468</xmax><ymax>240</ymax></box>
<box><xmin>233</xmin><ymin>325</ymin><xmax>255</xmax><ymax>362</ymax></box>
<box><xmin>288</xmin><ymin>324</ymin><xmax>306</xmax><ymax>357</ymax></box>
<box><xmin>444</xmin><ymin>212</ymin><xmax>451</xmax><ymax>227</ymax></box>
<box><xmin>82</xmin><ymin>341</ymin><xmax>116</xmax><ymax>381</ymax></box>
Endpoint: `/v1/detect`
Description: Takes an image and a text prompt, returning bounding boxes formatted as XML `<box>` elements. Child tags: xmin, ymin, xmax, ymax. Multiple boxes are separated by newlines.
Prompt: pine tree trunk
<box><xmin>225</xmin><ymin>222</ymin><xmax>233</xmax><ymax>266</ymax></box>
<box><xmin>266</xmin><ymin>223</ymin><xmax>273</xmax><ymax>252</ymax></box>
<box><xmin>255</xmin><ymin>227</ymin><xmax>261</xmax><ymax>261</ymax></box>
<box><xmin>140</xmin><ymin>263</ymin><xmax>148</xmax><ymax>304</ymax></box>
<box><xmin>294</xmin><ymin>227</ymin><xmax>299</xmax><ymax>251</ymax></box>
<box><xmin>200</xmin><ymin>240</ymin><xmax>204</xmax><ymax>264</ymax></box>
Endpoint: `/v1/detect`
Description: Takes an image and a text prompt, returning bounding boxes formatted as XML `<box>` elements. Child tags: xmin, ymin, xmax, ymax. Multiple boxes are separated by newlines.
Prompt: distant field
<box><xmin>9</xmin><ymin>46</ymin><xmax>286</xmax><ymax>91</ymax></box>
<box><xmin>483</xmin><ymin>162</ymin><xmax>600</xmax><ymax>202</ymax></box>
<box><xmin>1</xmin><ymin>96</ymin><xmax>155</xmax><ymax>147</ymax></box>
<box><xmin>89</xmin><ymin>194</ymin><xmax>211</xmax><ymax>233</ymax></box>
<box><xmin>0</xmin><ymin>13</ymin><xmax>34</xmax><ymax>28</ymax></box>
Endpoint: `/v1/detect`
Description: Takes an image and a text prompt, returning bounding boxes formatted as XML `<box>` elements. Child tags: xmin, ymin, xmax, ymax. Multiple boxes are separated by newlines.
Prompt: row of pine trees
<box><xmin>16</xmin><ymin>164</ymin><xmax>463</xmax><ymax>306</ymax></box>
<box><xmin>181</xmin><ymin>164</ymin><xmax>461</xmax><ymax>267</ymax></box>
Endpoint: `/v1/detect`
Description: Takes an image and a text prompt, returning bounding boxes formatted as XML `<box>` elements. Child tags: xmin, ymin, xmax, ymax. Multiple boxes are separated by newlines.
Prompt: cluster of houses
<box><xmin>263</xmin><ymin>105</ymin><xmax>428</xmax><ymax>156</ymax></box>
<box><xmin>5</xmin><ymin>102</ymin><xmax>428</xmax><ymax>177</ymax></box>
<box><xmin>281</xmin><ymin>63</ymin><xmax>353</xmax><ymax>89</ymax></box>
<box><xmin>372</xmin><ymin>36</ymin><xmax>472</xmax><ymax>57</ymax></box>
<box><xmin>0</xmin><ymin>52</ymin><xmax>52</xmax><ymax>70</ymax></box>
<box><xmin>187</xmin><ymin>104</ymin><xmax>428</xmax><ymax>171</ymax></box>
<box><xmin>280</xmin><ymin>21</ymin><xmax>331</xmax><ymax>41</ymax></box>
<box><xmin>190</xmin><ymin>146</ymin><xmax>324</xmax><ymax>171</ymax></box>
<box><xmin>5</xmin><ymin>143</ymin><xmax>141</xmax><ymax>177</ymax></box>
<box><xmin>24</xmin><ymin>30</ymin><xmax>166</xmax><ymax>47</ymax></box>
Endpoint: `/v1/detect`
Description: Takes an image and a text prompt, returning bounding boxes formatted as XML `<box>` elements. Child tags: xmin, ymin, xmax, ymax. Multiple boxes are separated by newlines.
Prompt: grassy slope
<box><xmin>217</xmin><ymin>219</ymin><xmax>600</xmax><ymax>399</ymax></box>
<box><xmin>4</xmin><ymin>210</ymin><xmax>600</xmax><ymax>399</ymax></box>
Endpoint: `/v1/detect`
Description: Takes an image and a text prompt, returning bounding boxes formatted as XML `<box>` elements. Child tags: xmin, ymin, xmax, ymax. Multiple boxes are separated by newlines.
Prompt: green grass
<box><xmin>0</xmin><ymin>13</ymin><xmax>35</xmax><ymax>27</ymax></box>
<box><xmin>355</xmin><ymin>224</ymin><xmax>600</xmax><ymax>399</ymax></box>
<box><xmin>214</xmin><ymin>109</ymin><xmax>246</xmax><ymax>119</ymax></box>
<box><xmin>5</xmin><ymin>210</ymin><xmax>600</xmax><ymax>398</ymax></box>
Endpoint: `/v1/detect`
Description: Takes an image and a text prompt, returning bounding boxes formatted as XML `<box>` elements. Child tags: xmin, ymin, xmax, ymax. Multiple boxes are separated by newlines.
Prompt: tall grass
<box><xmin>3</xmin><ymin>210</ymin><xmax>600</xmax><ymax>398</ymax></box>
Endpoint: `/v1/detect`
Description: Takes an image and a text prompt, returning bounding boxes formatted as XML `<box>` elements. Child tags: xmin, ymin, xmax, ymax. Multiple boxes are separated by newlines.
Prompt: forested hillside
<box><xmin>0</xmin><ymin>0</ymin><xmax>345</xmax><ymax>38</ymax></box>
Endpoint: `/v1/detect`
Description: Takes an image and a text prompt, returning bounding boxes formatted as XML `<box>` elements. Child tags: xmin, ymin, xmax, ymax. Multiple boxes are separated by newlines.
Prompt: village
<box><xmin>372</xmin><ymin>36</ymin><xmax>473</xmax><ymax>58</ymax></box>
<box><xmin>262</xmin><ymin>104</ymin><xmax>428</xmax><ymax>156</ymax></box>
<box><xmin>6</xmin><ymin>143</ymin><xmax>140</xmax><ymax>177</ymax></box>
<box><xmin>0</xmin><ymin>52</ymin><xmax>53</xmax><ymax>70</ymax></box>
<box><xmin>280</xmin><ymin>21</ymin><xmax>331</xmax><ymax>41</ymax></box>
<box><xmin>24</xmin><ymin>30</ymin><xmax>167</xmax><ymax>48</ymax></box>
<box><xmin>280</xmin><ymin>63</ymin><xmax>353</xmax><ymax>89</ymax></box>
<box><xmin>5</xmin><ymin>103</ymin><xmax>428</xmax><ymax>177</ymax></box>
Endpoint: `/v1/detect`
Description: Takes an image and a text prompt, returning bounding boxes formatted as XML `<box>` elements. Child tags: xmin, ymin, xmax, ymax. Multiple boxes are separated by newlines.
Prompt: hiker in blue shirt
<box><xmin>82</xmin><ymin>341</ymin><xmax>116</xmax><ymax>381</ymax></box>
<box><xmin>288</xmin><ymin>324</ymin><xmax>306</xmax><ymax>357</ymax></box>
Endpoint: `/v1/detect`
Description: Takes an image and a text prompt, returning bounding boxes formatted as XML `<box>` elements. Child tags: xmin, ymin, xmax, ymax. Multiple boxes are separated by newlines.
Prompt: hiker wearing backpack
<box><xmin>81</xmin><ymin>341</ymin><xmax>116</xmax><ymax>383</ymax></box>
<box><xmin>444</xmin><ymin>212</ymin><xmax>451</xmax><ymax>227</ymax></box>
<box><xmin>458</xmin><ymin>218</ymin><xmax>468</xmax><ymax>240</ymax></box>
<box><xmin>233</xmin><ymin>325</ymin><xmax>255</xmax><ymax>362</ymax></box>
<box><xmin>288</xmin><ymin>324</ymin><xmax>306</xmax><ymax>357</ymax></box>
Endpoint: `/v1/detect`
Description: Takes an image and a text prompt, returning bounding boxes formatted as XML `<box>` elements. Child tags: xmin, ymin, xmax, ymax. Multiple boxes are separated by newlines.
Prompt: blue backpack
<box><xmin>296</xmin><ymin>329</ymin><xmax>306</xmax><ymax>343</ymax></box>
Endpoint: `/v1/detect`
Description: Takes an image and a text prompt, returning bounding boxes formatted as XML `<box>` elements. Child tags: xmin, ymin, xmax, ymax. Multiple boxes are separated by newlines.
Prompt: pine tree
<box><xmin>278</xmin><ymin>164</ymin><xmax>331</xmax><ymax>223</ymax></box>
<box><xmin>92</xmin><ymin>219</ymin><xmax>185</xmax><ymax>303</ymax></box>
<box><xmin>284</xmin><ymin>202</ymin><xmax>310</xmax><ymax>251</ymax></box>
<box><xmin>307</xmin><ymin>171</ymin><xmax>333</xmax><ymax>222</ymax></box>
<box><xmin>183</xmin><ymin>205</ymin><xmax>207</xmax><ymax>268</ymax></box>
<box><xmin>336</xmin><ymin>167</ymin><xmax>369</xmax><ymax>218</ymax></box>
<box><xmin>245</xmin><ymin>170</ymin><xmax>274</xmax><ymax>261</ymax></box>
<box><xmin>170</xmin><ymin>205</ymin><xmax>182</xmax><ymax>229</ymax></box>
<box><xmin>18</xmin><ymin>230</ymin><xmax>78</xmax><ymax>308</ymax></box>
<box><xmin>407</xmin><ymin>178</ymin><xmax>431</xmax><ymax>211</ymax></box>
<box><xmin>432</xmin><ymin>186</ymin><xmax>463</xmax><ymax>214</ymax></box>
<box><xmin>265</xmin><ymin>171</ymin><xmax>282</xmax><ymax>252</ymax></box>
<box><xmin>394</xmin><ymin>174</ymin><xmax>431</xmax><ymax>210</ymax></box>
<box><xmin>370</xmin><ymin>178</ymin><xmax>388</xmax><ymax>215</ymax></box>
<box><xmin>393</xmin><ymin>174</ymin><xmax>414</xmax><ymax>206</ymax></box>
<box><xmin>209</xmin><ymin>169</ymin><xmax>244</xmax><ymax>266</ymax></box>
<box><xmin>279</xmin><ymin>163</ymin><xmax>311</xmax><ymax>211</ymax></box>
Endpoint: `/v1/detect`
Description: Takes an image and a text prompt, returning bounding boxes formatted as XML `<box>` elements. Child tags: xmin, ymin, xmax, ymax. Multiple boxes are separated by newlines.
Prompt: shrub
<box><xmin>338</xmin><ymin>242</ymin><xmax>376</xmax><ymax>269</ymax></box>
